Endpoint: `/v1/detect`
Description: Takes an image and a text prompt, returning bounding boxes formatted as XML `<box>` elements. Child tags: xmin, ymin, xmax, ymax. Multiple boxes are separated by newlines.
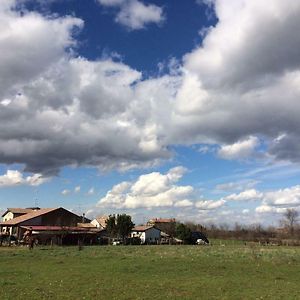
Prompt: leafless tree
<box><xmin>283</xmin><ymin>209</ymin><xmax>299</xmax><ymax>236</ymax></box>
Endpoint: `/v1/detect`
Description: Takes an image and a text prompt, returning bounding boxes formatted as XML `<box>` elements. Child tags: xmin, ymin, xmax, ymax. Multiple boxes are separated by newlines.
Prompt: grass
<box><xmin>0</xmin><ymin>243</ymin><xmax>300</xmax><ymax>299</ymax></box>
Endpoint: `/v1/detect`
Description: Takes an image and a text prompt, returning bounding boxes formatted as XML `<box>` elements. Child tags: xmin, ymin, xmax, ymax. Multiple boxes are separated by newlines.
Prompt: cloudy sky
<box><xmin>1</xmin><ymin>0</ymin><xmax>300</xmax><ymax>226</ymax></box>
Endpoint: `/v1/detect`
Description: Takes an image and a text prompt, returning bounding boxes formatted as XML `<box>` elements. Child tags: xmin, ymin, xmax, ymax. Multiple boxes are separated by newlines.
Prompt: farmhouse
<box><xmin>131</xmin><ymin>225</ymin><xmax>161</xmax><ymax>244</ymax></box>
<box><xmin>91</xmin><ymin>216</ymin><xmax>108</xmax><ymax>229</ymax></box>
<box><xmin>0</xmin><ymin>207</ymin><xmax>103</xmax><ymax>245</ymax></box>
<box><xmin>1</xmin><ymin>208</ymin><xmax>40</xmax><ymax>234</ymax></box>
<box><xmin>147</xmin><ymin>218</ymin><xmax>176</xmax><ymax>236</ymax></box>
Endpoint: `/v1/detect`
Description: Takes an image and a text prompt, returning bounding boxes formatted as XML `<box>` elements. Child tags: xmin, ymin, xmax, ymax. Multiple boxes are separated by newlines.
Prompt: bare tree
<box><xmin>283</xmin><ymin>209</ymin><xmax>299</xmax><ymax>236</ymax></box>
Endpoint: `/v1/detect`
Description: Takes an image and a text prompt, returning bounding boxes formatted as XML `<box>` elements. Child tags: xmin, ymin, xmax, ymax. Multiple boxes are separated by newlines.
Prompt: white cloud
<box><xmin>263</xmin><ymin>186</ymin><xmax>300</xmax><ymax>207</ymax></box>
<box><xmin>225</xmin><ymin>189</ymin><xmax>263</xmax><ymax>201</ymax></box>
<box><xmin>0</xmin><ymin>170</ymin><xmax>47</xmax><ymax>187</ymax></box>
<box><xmin>215</xmin><ymin>180</ymin><xmax>259</xmax><ymax>192</ymax></box>
<box><xmin>97</xmin><ymin>167</ymin><xmax>194</xmax><ymax>209</ymax></box>
<box><xmin>174</xmin><ymin>199</ymin><xmax>193</xmax><ymax>207</ymax></box>
<box><xmin>195</xmin><ymin>199</ymin><xmax>226</xmax><ymax>210</ymax></box>
<box><xmin>254</xmin><ymin>185</ymin><xmax>300</xmax><ymax>214</ymax></box>
<box><xmin>87</xmin><ymin>187</ymin><xmax>95</xmax><ymax>195</ymax></box>
<box><xmin>255</xmin><ymin>205</ymin><xmax>287</xmax><ymax>214</ymax></box>
<box><xmin>61</xmin><ymin>189</ymin><xmax>71</xmax><ymax>196</ymax></box>
<box><xmin>1</xmin><ymin>1</ymin><xmax>300</xmax><ymax>177</ymax></box>
<box><xmin>74</xmin><ymin>186</ymin><xmax>81</xmax><ymax>193</ymax></box>
<box><xmin>98</xmin><ymin>0</ymin><xmax>164</xmax><ymax>30</ymax></box>
<box><xmin>218</xmin><ymin>136</ymin><xmax>259</xmax><ymax>160</ymax></box>
<box><xmin>171</xmin><ymin>0</ymin><xmax>300</xmax><ymax>162</ymax></box>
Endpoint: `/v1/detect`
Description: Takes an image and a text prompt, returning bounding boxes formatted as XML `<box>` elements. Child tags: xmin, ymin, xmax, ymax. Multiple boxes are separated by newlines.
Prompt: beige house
<box><xmin>91</xmin><ymin>216</ymin><xmax>108</xmax><ymax>229</ymax></box>
<box><xmin>1</xmin><ymin>208</ymin><xmax>39</xmax><ymax>235</ymax></box>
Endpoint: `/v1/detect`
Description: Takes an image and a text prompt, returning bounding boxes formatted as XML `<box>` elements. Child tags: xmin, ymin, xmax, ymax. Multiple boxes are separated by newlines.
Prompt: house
<box><xmin>0</xmin><ymin>207</ymin><xmax>101</xmax><ymax>245</ymax></box>
<box><xmin>147</xmin><ymin>218</ymin><xmax>176</xmax><ymax>236</ymax></box>
<box><xmin>1</xmin><ymin>208</ymin><xmax>40</xmax><ymax>234</ymax></box>
<box><xmin>131</xmin><ymin>225</ymin><xmax>161</xmax><ymax>244</ymax></box>
<box><xmin>91</xmin><ymin>216</ymin><xmax>108</xmax><ymax>229</ymax></box>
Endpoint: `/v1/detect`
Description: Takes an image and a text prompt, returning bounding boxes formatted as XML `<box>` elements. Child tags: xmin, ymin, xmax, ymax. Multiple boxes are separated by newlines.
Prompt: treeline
<box><xmin>182</xmin><ymin>222</ymin><xmax>300</xmax><ymax>245</ymax></box>
<box><xmin>182</xmin><ymin>209</ymin><xmax>300</xmax><ymax>245</ymax></box>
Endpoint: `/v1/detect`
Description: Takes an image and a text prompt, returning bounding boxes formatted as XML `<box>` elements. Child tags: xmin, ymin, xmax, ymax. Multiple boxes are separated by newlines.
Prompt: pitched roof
<box><xmin>132</xmin><ymin>225</ymin><xmax>160</xmax><ymax>232</ymax></box>
<box><xmin>1</xmin><ymin>208</ymin><xmax>35</xmax><ymax>217</ymax></box>
<box><xmin>0</xmin><ymin>208</ymin><xmax>58</xmax><ymax>226</ymax></box>
<box><xmin>94</xmin><ymin>216</ymin><xmax>108</xmax><ymax>228</ymax></box>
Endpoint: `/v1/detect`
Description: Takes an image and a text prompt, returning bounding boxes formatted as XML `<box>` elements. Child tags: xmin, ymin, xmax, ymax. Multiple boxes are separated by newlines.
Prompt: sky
<box><xmin>1</xmin><ymin>0</ymin><xmax>300</xmax><ymax>227</ymax></box>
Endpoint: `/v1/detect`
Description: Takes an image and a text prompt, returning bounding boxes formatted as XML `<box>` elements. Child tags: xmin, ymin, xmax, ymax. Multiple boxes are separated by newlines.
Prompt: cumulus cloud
<box><xmin>253</xmin><ymin>185</ymin><xmax>300</xmax><ymax>214</ymax></box>
<box><xmin>218</xmin><ymin>136</ymin><xmax>259</xmax><ymax>160</ymax></box>
<box><xmin>171</xmin><ymin>0</ymin><xmax>300</xmax><ymax>162</ymax></box>
<box><xmin>225</xmin><ymin>189</ymin><xmax>263</xmax><ymax>201</ymax></box>
<box><xmin>223</xmin><ymin>185</ymin><xmax>300</xmax><ymax>214</ymax></box>
<box><xmin>0</xmin><ymin>2</ymin><xmax>174</xmax><ymax>175</ymax></box>
<box><xmin>0</xmin><ymin>170</ymin><xmax>47</xmax><ymax>187</ymax></box>
<box><xmin>195</xmin><ymin>199</ymin><xmax>226</xmax><ymax>210</ymax></box>
<box><xmin>262</xmin><ymin>186</ymin><xmax>300</xmax><ymax>207</ymax></box>
<box><xmin>2</xmin><ymin>1</ymin><xmax>300</xmax><ymax>176</ymax></box>
<box><xmin>97</xmin><ymin>0</ymin><xmax>165</xmax><ymax>30</ymax></box>
<box><xmin>97</xmin><ymin>166</ymin><xmax>193</xmax><ymax>209</ymax></box>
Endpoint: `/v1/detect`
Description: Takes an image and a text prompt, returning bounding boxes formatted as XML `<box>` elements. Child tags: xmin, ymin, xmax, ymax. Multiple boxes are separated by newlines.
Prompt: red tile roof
<box><xmin>132</xmin><ymin>225</ymin><xmax>160</xmax><ymax>232</ymax></box>
<box><xmin>0</xmin><ymin>208</ymin><xmax>58</xmax><ymax>226</ymax></box>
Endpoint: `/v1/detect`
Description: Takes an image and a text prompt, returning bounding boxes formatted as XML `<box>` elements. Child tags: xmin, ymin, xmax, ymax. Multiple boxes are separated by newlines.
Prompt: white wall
<box><xmin>2</xmin><ymin>211</ymin><xmax>13</xmax><ymax>222</ymax></box>
<box><xmin>2</xmin><ymin>212</ymin><xmax>14</xmax><ymax>234</ymax></box>
<box><xmin>131</xmin><ymin>228</ymin><xmax>161</xmax><ymax>244</ymax></box>
<box><xmin>91</xmin><ymin>219</ymin><xmax>100</xmax><ymax>228</ymax></box>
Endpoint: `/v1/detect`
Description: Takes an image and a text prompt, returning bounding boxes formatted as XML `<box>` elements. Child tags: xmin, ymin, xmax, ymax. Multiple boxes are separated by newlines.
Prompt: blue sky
<box><xmin>1</xmin><ymin>0</ymin><xmax>300</xmax><ymax>226</ymax></box>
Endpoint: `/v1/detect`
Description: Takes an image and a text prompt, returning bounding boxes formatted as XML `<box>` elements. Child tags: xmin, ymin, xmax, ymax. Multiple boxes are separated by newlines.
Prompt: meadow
<box><xmin>0</xmin><ymin>242</ymin><xmax>300</xmax><ymax>299</ymax></box>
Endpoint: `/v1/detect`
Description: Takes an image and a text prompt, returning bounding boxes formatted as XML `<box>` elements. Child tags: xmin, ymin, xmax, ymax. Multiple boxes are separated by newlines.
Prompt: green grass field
<box><xmin>0</xmin><ymin>243</ymin><xmax>300</xmax><ymax>299</ymax></box>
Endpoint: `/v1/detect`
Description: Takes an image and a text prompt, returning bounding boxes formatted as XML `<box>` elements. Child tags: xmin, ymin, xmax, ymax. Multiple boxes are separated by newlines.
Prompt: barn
<box><xmin>0</xmin><ymin>207</ymin><xmax>103</xmax><ymax>245</ymax></box>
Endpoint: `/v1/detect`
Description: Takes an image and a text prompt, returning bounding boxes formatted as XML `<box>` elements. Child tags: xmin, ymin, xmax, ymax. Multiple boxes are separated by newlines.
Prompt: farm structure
<box><xmin>131</xmin><ymin>225</ymin><xmax>161</xmax><ymax>244</ymax></box>
<box><xmin>91</xmin><ymin>216</ymin><xmax>108</xmax><ymax>229</ymax></box>
<box><xmin>0</xmin><ymin>207</ymin><xmax>104</xmax><ymax>245</ymax></box>
<box><xmin>147</xmin><ymin>218</ymin><xmax>176</xmax><ymax>236</ymax></box>
<box><xmin>1</xmin><ymin>208</ymin><xmax>39</xmax><ymax>234</ymax></box>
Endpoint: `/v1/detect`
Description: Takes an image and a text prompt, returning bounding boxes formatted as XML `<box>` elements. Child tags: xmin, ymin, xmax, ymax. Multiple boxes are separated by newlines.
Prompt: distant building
<box><xmin>0</xmin><ymin>207</ymin><xmax>103</xmax><ymax>245</ymax></box>
<box><xmin>1</xmin><ymin>208</ymin><xmax>40</xmax><ymax>234</ymax></box>
<box><xmin>147</xmin><ymin>218</ymin><xmax>176</xmax><ymax>236</ymax></box>
<box><xmin>131</xmin><ymin>225</ymin><xmax>161</xmax><ymax>244</ymax></box>
<box><xmin>91</xmin><ymin>216</ymin><xmax>108</xmax><ymax>229</ymax></box>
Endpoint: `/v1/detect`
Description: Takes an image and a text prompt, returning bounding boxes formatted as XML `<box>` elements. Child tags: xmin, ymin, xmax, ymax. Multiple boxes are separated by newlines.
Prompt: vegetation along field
<box><xmin>1</xmin><ymin>243</ymin><xmax>300</xmax><ymax>300</ymax></box>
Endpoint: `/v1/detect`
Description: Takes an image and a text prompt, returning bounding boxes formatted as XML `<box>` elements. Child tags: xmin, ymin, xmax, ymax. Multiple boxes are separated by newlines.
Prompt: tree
<box><xmin>175</xmin><ymin>223</ymin><xmax>192</xmax><ymax>244</ymax></box>
<box><xmin>106</xmin><ymin>214</ymin><xmax>117</xmax><ymax>239</ymax></box>
<box><xmin>283</xmin><ymin>209</ymin><xmax>299</xmax><ymax>236</ymax></box>
<box><xmin>116</xmin><ymin>214</ymin><xmax>134</xmax><ymax>242</ymax></box>
<box><xmin>106</xmin><ymin>214</ymin><xmax>134</xmax><ymax>243</ymax></box>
